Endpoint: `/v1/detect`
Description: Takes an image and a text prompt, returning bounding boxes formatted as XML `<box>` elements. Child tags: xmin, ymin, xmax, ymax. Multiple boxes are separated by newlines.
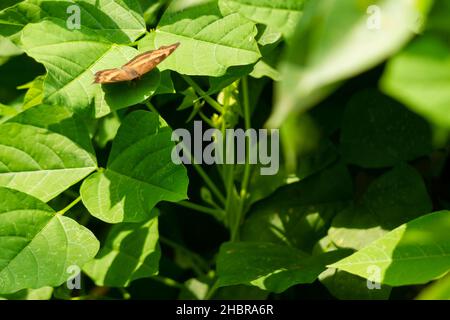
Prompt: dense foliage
<box><xmin>0</xmin><ymin>0</ymin><xmax>449</xmax><ymax>300</ymax></box>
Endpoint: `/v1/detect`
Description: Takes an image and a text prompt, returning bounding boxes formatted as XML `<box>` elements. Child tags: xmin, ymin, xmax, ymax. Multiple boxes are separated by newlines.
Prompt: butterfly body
<box><xmin>94</xmin><ymin>42</ymin><xmax>180</xmax><ymax>84</ymax></box>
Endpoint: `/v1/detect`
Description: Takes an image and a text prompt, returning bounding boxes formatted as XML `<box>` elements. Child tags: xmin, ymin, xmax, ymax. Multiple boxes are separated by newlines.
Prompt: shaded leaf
<box><xmin>216</xmin><ymin>241</ymin><xmax>349</xmax><ymax>293</ymax></box>
<box><xmin>268</xmin><ymin>0</ymin><xmax>432</xmax><ymax>128</ymax></box>
<box><xmin>381</xmin><ymin>35</ymin><xmax>450</xmax><ymax>128</ymax></box>
<box><xmin>329</xmin><ymin>165</ymin><xmax>432</xmax><ymax>250</ymax></box>
<box><xmin>341</xmin><ymin>89</ymin><xmax>433</xmax><ymax>168</ymax></box>
<box><xmin>242</xmin><ymin>163</ymin><xmax>353</xmax><ymax>252</ymax></box>
<box><xmin>84</xmin><ymin>217</ymin><xmax>160</xmax><ymax>287</ymax></box>
<box><xmin>330</xmin><ymin>210</ymin><xmax>450</xmax><ymax>286</ymax></box>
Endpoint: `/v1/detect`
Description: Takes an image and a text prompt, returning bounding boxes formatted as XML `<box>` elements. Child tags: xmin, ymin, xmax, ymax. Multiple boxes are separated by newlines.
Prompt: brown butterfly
<box><xmin>94</xmin><ymin>42</ymin><xmax>180</xmax><ymax>84</ymax></box>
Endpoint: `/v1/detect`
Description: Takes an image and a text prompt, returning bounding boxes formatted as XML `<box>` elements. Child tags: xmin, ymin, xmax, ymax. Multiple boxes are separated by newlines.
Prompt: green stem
<box><xmin>205</xmin><ymin>280</ymin><xmax>220</xmax><ymax>300</ymax></box>
<box><xmin>230</xmin><ymin>77</ymin><xmax>252</xmax><ymax>241</ymax></box>
<box><xmin>159</xmin><ymin>236</ymin><xmax>209</xmax><ymax>274</ymax></box>
<box><xmin>177</xmin><ymin>201</ymin><xmax>224</xmax><ymax>220</ymax></box>
<box><xmin>119</xmin><ymin>288</ymin><xmax>131</xmax><ymax>300</ymax></box>
<box><xmin>145</xmin><ymin>100</ymin><xmax>159</xmax><ymax>114</ymax></box>
<box><xmin>240</xmin><ymin>76</ymin><xmax>252</xmax><ymax>198</ymax></box>
<box><xmin>182</xmin><ymin>75</ymin><xmax>223</xmax><ymax>113</ymax></box>
<box><xmin>152</xmin><ymin>275</ymin><xmax>185</xmax><ymax>290</ymax></box>
<box><xmin>192</xmin><ymin>161</ymin><xmax>226</xmax><ymax>206</ymax></box>
<box><xmin>199</xmin><ymin>111</ymin><xmax>215</xmax><ymax>127</ymax></box>
<box><xmin>57</xmin><ymin>196</ymin><xmax>82</xmax><ymax>216</ymax></box>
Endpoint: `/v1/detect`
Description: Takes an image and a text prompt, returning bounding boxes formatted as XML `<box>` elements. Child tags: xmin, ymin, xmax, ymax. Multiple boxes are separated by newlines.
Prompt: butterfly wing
<box><xmin>93</xmin><ymin>43</ymin><xmax>180</xmax><ymax>84</ymax></box>
<box><xmin>94</xmin><ymin>68</ymin><xmax>135</xmax><ymax>84</ymax></box>
<box><xmin>122</xmin><ymin>42</ymin><xmax>180</xmax><ymax>77</ymax></box>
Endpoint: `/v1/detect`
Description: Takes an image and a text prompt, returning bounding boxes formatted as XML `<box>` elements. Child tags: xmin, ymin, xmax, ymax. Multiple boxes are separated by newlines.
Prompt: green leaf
<box><xmin>0</xmin><ymin>286</ymin><xmax>53</xmax><ymax>300</ymax></box>
<box><xmin>216</xmin><ymin>242</ymin><xmax>349</xmax><ymax>293</ymax></box>
<box><xmin>0</xmin><ymin>104</ymin><xmax>97</xmax><ymax>202</ymax></box>
<box><xmin>329</xmin><ymin>210</ymin><xmax>450</xmax><ymax>286</ymax></box>
<box><xmin>81</xmin><ymin>110</ymin><xmax>188</xmax><ymax>223</ymax></box>
<box><xmin>0</xmin><ymin>35</ymin><xmax>22</xmax><ymax>61</ymax></box>
<box><xmin>94</xmin><ymin>113</ymin><xmax>121</xmax><ymax>149</ymax></box>
<box><xmin>155</xmin><ymin>70</ymin><xmax>176</xmax><ymax>95</ymax></box>
<box><xmin>0</xmin><ymin>187</ymin><xmax>99</xmax><ymax>294</ymax></box>
<box><xmin>416</xmin><ymin>273</ymin><xmax>450</xmax><ymax>300</ymax></box>
<box><xmin>21</xmin><ymin>20</ymin><xmax>160</xmax><ymax>116</ymax></box>
<box><xmin>139</xmin><ymin>1</ymin><xmax>261</xmax><ymax>76</ymax></box>
<box><xmin>218</xmin><ymin>0</ymin><xmax>304</xmax><ymax>38</ymax></box>
<box><xmin>329</xmin><ymin>165</ymin><xmax>432</xmax><ymax>250</ymax></box>
<box><xmin>425</xmin><ymin>1</ymin><xmax>450</xmax><ymax>33</ymax></box>
<box><xmin>84</xmin><ymin>217</ymin><xmax>160</xmax><ymax>287</ymax></box>
<box><xmin>17</xmin><ymin>75</ymin><xmax>44</xmax><ymax>110</ymax></box>
<box><xmin>267</xmin><ymin>0</ymin><xmax>432</xmax><ymax>128</ymax></box>
<box><xmin>0</xmin><ymin>0</ymin><xmax>145</xmax><ymax>43</ymax></box>
<box><xmin>242</xmin><ymin>163</ymin><xmax>353</xmax><ymax>252</ymax></box>
<box><xmin>319</xmin><ymin>268</ymin><xmax>392</xmax><ymax>300</ymax></box>
<box><xmin>340</xmin><ymin>89</ymin><xmax>433</xmax><ymax>168</ymax></box>
<box><xmin>381</xmin><ymin>35</ymin><xmax>450</xmax><ymax>128</ymax></box>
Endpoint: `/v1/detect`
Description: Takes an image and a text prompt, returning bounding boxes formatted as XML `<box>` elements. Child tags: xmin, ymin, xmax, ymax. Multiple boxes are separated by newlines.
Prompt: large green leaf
<box><xmin>340</xmin><ymin>89</ymin><xmax>432</xmax><ymax>168</ymax></box>
<box><xmin>216</xmin><ymin>242</ymin><xmax>348</xmax><ymax>293</ymax></box>
<box><xmin>416</xmin><ymin>273</ymin><xmax>450</xmax><ymax>300</ymax></box>
<box><xmin>329</xmin><ymin>211</ymin><xmax>450</xmax><ymax>286</ymax></box>
<box><xmin>0</xmin><ymin>0</ymin><xmax>145</xmax><ymax>43</ymax></box>
<box><xmin>242</xmin><ymin>163</ymin><xmax>353</xmax><ymax>253</ymax></box>
<box><xmin>381</xmin><ymin>35</ymin><xmax>450</xmax><ymax>128</ymax></box>
<box><xmin>267</xmin><ymin>0</ymin><xmax>432</xmax><ymax>128</ymax></box>
<box><xmin>319</xmin><ymin>269</ymin><xmax>391</xmax><ymax>300</ymax></box>
<box><xmin>138</xmin><ymin>1</ymin><xmax>261</xmax><ymax>76</ymax></box>
<box><xmin>0</xmin><ymin>35</ymin><xmax>22</xmax><ymax>65</ymax></box>
<box><xmin>84</xmin><ymin>216</ymin><xmax>160</xmax><ymax>287</ymax></box>
<box><xmin>21</xmin><ymin>20</ymin><xmax>160</xmax><ymax>116</ymax></box>
<box><xmin>218</xmin><ymin>0</ymin><xmax>304</xmax><ymax>38</ymax></box>
<box><xmin>329</xmin><ymin>165</ymin><xmax>432</xmax><ymax>250</ymax></box>
<box><xmin>81</xmin><ymin>110</ymin><xmax>188</xmax><ymax>223</ymax></box>
<box><xmin>0</xmin><ymin>187</ymin><xmax>99</xmax><ymax>294</ymax></box>
<box><xmin>0</xmin><ymin>104</ymin><xmax>97</xmax><ymax>202</ymax></box>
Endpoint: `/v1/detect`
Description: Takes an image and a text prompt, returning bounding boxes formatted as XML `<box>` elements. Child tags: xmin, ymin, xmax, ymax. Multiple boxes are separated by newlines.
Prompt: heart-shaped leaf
<box><xmin>329</xmin><ymin>165</ymin><xmax>432</xmax><ymax>250</ymax></box>
<box><xmin>219</xmin><ymin>0</ymin><xmax>305</xmax><ymax>38</ymax></box>
<box><xmin>0</xmin><ymin>0</ymin><xmax>145</xmax><ymax>43</ymax></box>
<box><xmin>0</xmin><ymin>104</ymin><xmax>97</xmax><ymax>202</ymax></box>
<box><xmin>0</xmin><ymin>187</ymin><xmax>99</xmax><ymax>294</ymax></box>
<box><xmin>84</xmin><ymin>216</ymin><xmax>160</xmax><ymax>287</ymax></box>
<box><xmin>21</xmin><ymin>20</ymin><xmax>161</xmax><ymax>116</ymax></box>
<box><xmin>329</xmin><ymin>210</ymin><xmax>450</xmax><ymax>286</ymax></box>
<box><xmin>81</xmin><ymin>110</ymin><xmax>188</xmax><ymax>223</ymax></box>
<box><xmin>139</xmin><ymin>1</ymin><xmax>261</xmax><ymax>76</ymax></box>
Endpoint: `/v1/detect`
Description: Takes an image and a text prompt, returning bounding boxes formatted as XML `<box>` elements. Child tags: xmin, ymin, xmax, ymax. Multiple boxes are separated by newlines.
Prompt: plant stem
<box><xmin>205</xmin><ymin>279</ymin><xmax>220</xmax><ymax>300</ymax></box>
<box><xmin>199</xmin><ymin>111</ymin><xmax>215</xmax><ymax>127</ymax></box>
<box><xmin>152</xmin><ymin>275</ymin><xmax>185</xmax><ymax>290</ymax></box>
<box><xmin>177</xmin><ymin>200</ymin><xmax>225</xmax><ymax>220</ymax></box>
<box><xmin>228</xmin><ymin>77</ymin><xmax>253</xmax><ymax>241</ymax></box>
<box><xmin>57</xmin><ymin>196</ymin><xmax>82</xmax><ymax>216</ymax></box>
<box><xmin>145</xmin><ymin>100</ymin><xmax>159</xmax><ymax>114</ymax></box>
<box><xmin>191</xmin><ymin>159</ymin><xmax>226</xmax><ymax>206</ymax></box>
<box><xmin>159</xmin><ymin>235</ymin><xmax>210</xmax><ymax>274</ymax></box>
<box><xmin>182</xmin><ymin>75</ymin><xmax>223</xmax><ymax>113</ymax></box>
<box><xmin>240</xmin><ymin>76</ymin><xmax>252</xmax><ymax>198</ymax></box>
